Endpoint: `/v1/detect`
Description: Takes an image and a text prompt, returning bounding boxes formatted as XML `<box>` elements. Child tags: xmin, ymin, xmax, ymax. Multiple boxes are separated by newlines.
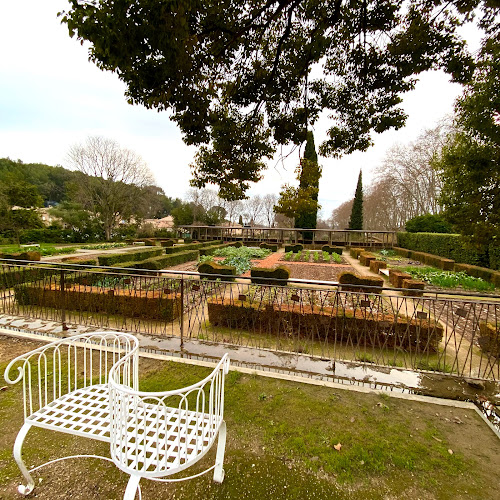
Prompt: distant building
<box><xmin>143</xmin><ymin>216</ymin><xmax>174</xmax><ymax>230</ymax></box>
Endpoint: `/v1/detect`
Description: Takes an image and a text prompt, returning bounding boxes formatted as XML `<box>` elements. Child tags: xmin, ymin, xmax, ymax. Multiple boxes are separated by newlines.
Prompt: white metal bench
<box><xmin>4</xmin><ymin>332</ymin><xmax>229</xmax><ymax>499</ymax></box>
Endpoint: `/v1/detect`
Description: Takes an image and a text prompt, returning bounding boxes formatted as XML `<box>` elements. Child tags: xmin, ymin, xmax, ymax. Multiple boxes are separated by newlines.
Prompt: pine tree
<box><xmin>349</xmin><ymin>170</ymin><xmax>363</xmax><ymax>230</ymax></box>
<box><xmin>295</xmin><ymin>131</ymin><xmax>320</xmax><ymax>240</ymax></box>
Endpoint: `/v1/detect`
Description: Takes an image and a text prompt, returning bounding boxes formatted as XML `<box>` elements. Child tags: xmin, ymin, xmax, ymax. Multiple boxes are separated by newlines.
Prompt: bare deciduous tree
<box><xmin>68</xmin><ymin>136</ymin><xmax>155</xmax><ymax>240</ymax></box>
<box><xmin>262</xmin><ymin>193</ymin><xmax>278</xmax><ymax>226</ymax></box>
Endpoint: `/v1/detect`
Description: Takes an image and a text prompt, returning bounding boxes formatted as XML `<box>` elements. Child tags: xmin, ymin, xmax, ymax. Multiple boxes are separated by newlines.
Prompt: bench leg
<box><xmin>123</xmin><ymin>474</ymin><xmax>141</xmax><ymax>500</ymax></box>
<box><xmin>213</xmin><ymin>420</ymin><xmax>226</xmax><ymax>483</ymax></box>
<box><xmin>13</xmin><ymin>422</ymin><xmax>35</xmax><ymax>495</ymax></box>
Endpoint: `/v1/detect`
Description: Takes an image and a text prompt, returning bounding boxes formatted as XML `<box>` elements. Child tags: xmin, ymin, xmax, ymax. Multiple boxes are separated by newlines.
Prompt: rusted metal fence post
<box><xmin>180</xmin><ymin>277</ymin><xmax>184</xmax><ymax>348</ymax></box>
<box><xmin>60</xmin><ymin>269</ymin><xmax>69</xmax><ymax>331</ymax></box>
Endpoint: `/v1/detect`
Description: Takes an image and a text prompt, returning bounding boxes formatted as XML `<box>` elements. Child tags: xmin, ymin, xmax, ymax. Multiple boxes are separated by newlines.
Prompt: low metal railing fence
<box><xmin>1</xmin><ymin>259</ymin><xmax>499</xmax><ymax>381</ymax></box>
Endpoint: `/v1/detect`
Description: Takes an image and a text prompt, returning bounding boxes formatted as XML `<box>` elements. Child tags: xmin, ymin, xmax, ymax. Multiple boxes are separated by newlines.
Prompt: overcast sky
<box><xmin>0</xmin><ymin>1</ymin><xmax>483</xmax><ymax>218</ymax></box>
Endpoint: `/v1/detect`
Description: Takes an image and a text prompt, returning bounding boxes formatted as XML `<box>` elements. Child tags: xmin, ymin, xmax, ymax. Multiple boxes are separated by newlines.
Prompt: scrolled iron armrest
<box><xmin>4</xmin><ymin>332</ymin><xmax>139</xmax><ymax>386</ymax></box>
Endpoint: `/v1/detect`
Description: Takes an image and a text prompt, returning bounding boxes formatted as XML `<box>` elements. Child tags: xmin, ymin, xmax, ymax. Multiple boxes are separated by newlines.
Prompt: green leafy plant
<box><xmin>400</xmin><ymin>266</ymin><xmax>494</xmax><ymax>291</ymax></box>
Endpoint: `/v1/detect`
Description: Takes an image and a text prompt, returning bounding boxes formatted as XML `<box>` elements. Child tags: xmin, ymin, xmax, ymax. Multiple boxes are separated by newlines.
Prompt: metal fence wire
<box><xmin>1</xmin><ymin>260</ymin><xmax>499</xmax><ymax>381</ymax></box>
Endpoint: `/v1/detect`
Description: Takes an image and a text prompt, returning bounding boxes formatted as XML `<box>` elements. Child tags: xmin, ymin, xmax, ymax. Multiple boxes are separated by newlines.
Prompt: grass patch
<box><xmin>0</xmin><ymin>336</ymin><xmax>498</xmax><ymax>499</ymax></box>
<box><xmin>0</xmin><ymin>244</ymin><xmax>77</xmax><ymax>256</ymax></box>
<box><xmin>399</xmin><ymin>266</ymin><xmax>495</xmax><ymax>292</ymax></box>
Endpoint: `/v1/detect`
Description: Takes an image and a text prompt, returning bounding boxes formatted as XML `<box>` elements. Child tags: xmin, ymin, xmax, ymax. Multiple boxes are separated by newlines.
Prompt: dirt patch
<box><xmin>0</xmin><ymin>334</ymin><xmax>46</xmax><ymax>363</ymax></box>
<box><xmin>278</xmin><ymin>262</ymin><xmax>355</xmax><ymax>281</ymax></box>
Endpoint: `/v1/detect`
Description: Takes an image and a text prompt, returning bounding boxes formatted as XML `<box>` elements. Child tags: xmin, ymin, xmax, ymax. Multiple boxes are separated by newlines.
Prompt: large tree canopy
<box><xmin>435</xmin><ymin>34</ymin><xmax>500</xmax><ymax>249</ymax></box>
<box><xmin>61</xmin><ymin>0</ymin><xmax>496</xmax><ymax>199</ymax></box>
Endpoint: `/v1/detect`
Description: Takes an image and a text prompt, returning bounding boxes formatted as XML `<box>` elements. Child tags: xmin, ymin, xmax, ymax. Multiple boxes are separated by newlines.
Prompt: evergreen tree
<box><xmin>295</xmin><ymin>131</ymin><xmax>320</xmax><ymax>240</ymax></box>
<box><xmin>349</xmin><ymin>171</ymin><xmax>363</xmax><ymax>230</ymax></box>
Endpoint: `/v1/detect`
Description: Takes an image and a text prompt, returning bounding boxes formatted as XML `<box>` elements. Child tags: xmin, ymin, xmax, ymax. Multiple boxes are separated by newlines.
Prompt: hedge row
<box><xmin>0</xmin><ymin>251</ymin><xmax>41</xmax><ymax>261</ymax></box>
<box><xmin>397</xmin><ymin>232</ymin><xmax>499</xmax><ymax>269</ymax></box>
<box><xmin>322</xmin><ymin>245</ymin><xmax>344</xmax><ymax>255</ymax></box>
<box><xmin>61</xmin><ymin>256</ymin><xmax>99</xmax><ymax>266</ymax></box>
<box><xmin>478</xmin><ymin>322</ymin><xmax>499</xmax><ymax>357</ymax></box>
<box><xmin>198</xmin><ymin>261</ymin><xmax>236</xmax><ymax>281</ymax></box>
<box><xmin>349</xmin><ymin>248</ymin><xmax>365</xmax><ymax>259</ymax></box>
<box><xmin>359</xmin><ymin>252</ymin><xmax>377</xmax><ymax>267</ymax></box>
<box><xmin>454</xmin><ymin>263</ymin><xmax>500</xmax><ymax>288</ymax></box>
<box><xmin>284</xmin><ymin>244</ymin><xmax>303</xmax><ymax>253</ymax></box>
<box><xmin>112</xmin><ymin>250</ymin><xmax>200</xmax><ymax>272</ymax></box>
<box><xmin>369</xmin><ymin>260</ymin><xmax>387</xmax><ymax>273</ymax></box>
<box><xmin>338</xmin><ymin>272</ymin><xmax>384</xmax><ymax>293</ymax></box>
<box><xmin>250</xmin><ymin>266</ymin><xmax>290</xmax><ymax>286</ymax></box>
<box><xmin>15</xmin><ymin>283</ymin><xmax>181</xmax><ymax>321</ymax></box>
<box><xmin>207</xmin><ymin>298</ymin><xmax>443</xmax><ymax>352</ymax></box>
<box><xmin>393</xmin><ymin>247</ymin><xmax>455</xmax><ymax>270</ymax></box>
<box><xmin>164</xmin><ymin>240</ymin><xmax>222</xmax><ymax>254</ymax></box>
<box><xmin>1</xmin><ymin>266</ymin><xmax>60</xmax><ymax>289</ymax></box>
<box><xmin>393</xmin><ymin>247</ymin><xmax>500</xmax><ymax>286</ymax></box>
<box><xmin>259</xmin><ymin>242</ymin><xmax>278</xmax><ymax>252</ymax></box>
<box><xmin>389</xmin><ymin>270</ymin><xmax>412</xmax><ymax>288</ymax></box>
<box><xmin>98</xmin><ymin>248</ymin><xmax>163</xmax><ymax>266</ymax></box>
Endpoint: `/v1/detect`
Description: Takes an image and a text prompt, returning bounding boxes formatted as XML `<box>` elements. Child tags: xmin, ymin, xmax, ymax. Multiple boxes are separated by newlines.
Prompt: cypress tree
<box><xmin>349</xmin><ymin>170</ymin><xmax>363</xmax><ymax>230</ymax></box>
<box><xmin>295</xmin><ymin>131</ymin><xmax>320</xmax><ymax>240</ymax></box>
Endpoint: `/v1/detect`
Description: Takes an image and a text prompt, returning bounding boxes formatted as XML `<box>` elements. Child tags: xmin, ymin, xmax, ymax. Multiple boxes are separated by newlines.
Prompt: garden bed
<box><xmin>207</xmin><ymin>297</ymin><xmax>444</xmax><ymax>352</ymax></box>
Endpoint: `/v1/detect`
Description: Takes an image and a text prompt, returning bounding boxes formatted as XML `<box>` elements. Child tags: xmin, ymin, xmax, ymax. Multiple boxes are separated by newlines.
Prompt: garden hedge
<box><xmin>250</xmin><ymin>266</ymin><xmax>290</xmax><ymax>286</ymax></box>
<box><xmin>15</xmin><ymin>283</ymin><xmax>181</xmax><ymax>321</ymax></box>
<box><xmin>284</xmin><ymin>244</ymin><xmax>303</xmax><ymax>253</ymax></box>
<box><xmin>160</xmin><ymin>239</ymin><xmax>175</xmax><ymax>247</ymax></box>
<box><xmin>0</xmin><ymin>251</ymin><xmax>41</xmax><ymax>261</ymax></box>
<box><xmin>369</xmin><ymin>260</ymin><xmax>387</xmax><ymax>273</ymax></box>
<box><xmin>478</xmin><ymin>322</ymin><xmax>499</xmax><ymax>357</ymax></box>
<box><xmin>112</xmin><ymin>250</ymin><xmax>199</xmax><ymax>272</ymax></box>
<box><xmin>207</xmin><ymin>298</ymin><xmax>443</xmax><ymax>352</ymax></box>
<box><xmin>1</xmin><ymin>266</ymin><xmax>59</xmax><ymax>289</ymax></box>
<box><xmin>389</xmin><ymin>270</ymin><xmax>412</xmax><ymax>288</ymax></box>
<box><xmin>453</xmin><ymin>263</ymin><xmax>500</xmax><ymax>288</ymax></box>
<box><xmin>401</xmin><ymin>279</ymin><xmax>426</xmax><ymax>297</ymax></box>
<box><xmin>259</xmin><ymin>242</ymin><xmax>278</xmax><ymax>252</ymax></box>
<box><xmin>98</xmin><ymin>248</ymin><xmax>162</xmax><ymax>266</ymax></box>
<box><xmin>396</xmin><ymin>232</ymin><xmax>495</xmax><ymax>268</ymax></box>
<box><xmin>198</xmin><ymin>261</ymin><xmax>236</xmax><ymax>281</ymax></box>
<box><xmin>322</xmin><ymin>245</ymin><xmax>344</xmax><ymax>255</ymax></box>
<box><xmin>349</xmin><ymin>248</ymin><xmax>365</xmax><ymax>259</ymax></box>
<box><xmin>358</xmin><ymin>252</ymin><xmax>377</xmax><ymax>267</ymax></box>
<box><xmin>61</xmin><ymin>256</ymin><xmax>99</xmax><ymax>266</ymax></box>
<box><xmin>338</xmin><ymin>272</ymin><xmax>384</xmax><ymax>293</ymax></box>
<box><xmin>164</xmin><ymin>240</ymin><xmax>223</xmax><ymax>254</ymax></box>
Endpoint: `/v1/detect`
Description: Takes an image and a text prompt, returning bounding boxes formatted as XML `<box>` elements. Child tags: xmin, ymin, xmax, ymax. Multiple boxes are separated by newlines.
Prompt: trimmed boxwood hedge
<box><xmin>198</xmin><ymin>261</ymin><xmax>236</xmax><ymax>281</ymax></box>
<box><xmin>401</xmin><ymin>279</ymin><xmax>426</xmax><ymax>297</ymax></box>
<box><xmin>112</xmin><ymin>250</ymin><xmax>199</xmax><ymax>272</ymax></box>
<box><xmin>259</xmin><ymin>242</ymin><xmax>278</xmax><ymax>252</ymax></box>
<box><xmin>397</xmin><ymin>232</ymin><xmax>491</xmax><ymax>267</ymax></box>
<box><xmin>164</xmin><ymin>240</ymin><xmax>223</xmax><ymax>254</ymax></box>
<box><xmin>453</xmin><ymin>263</ymin><xmax>500</xmax><ymax>288</ymax></box>
<box><xmin>250</xmin><ymin>266</ymin><xmax>290</xmax><ymax>286</ymax></box>
<box><xmin>0</xmin><ymin>251</ymin><xmax>41</xmax><ymax>261</ymax></box>
<box><xmin>1</xmin><ymin>265</ymin><xmax>60</xmax><ymax>288</ymax></box>
<box><xmin>338</xmin><ymin>272</ymin><xmax>384</xmax><ymax>293</ymax></box>
<box><xmin>369</xmin><ymin>260</ymin><xmax>387</xmax><ymax>273</ymax></box>
<box><xmin>284</xmin><ymin>244</ymin><xmax>303</xmax><ymax>253</ymax></box>
<box><xmin>15</xmin><ymin>283</ymin><xmax>181</xmax><ymax>321</ymax></box>
<box><xmin>322</xmin><ymin>245</ymin><xmax>344</xmax><ymax>255</ymax></box>
<box><xmin>207</xmin><ymin>298</ymin><xmax>443</xmax><ymax>352</ymax></box>
<box><xmin>349</xmin><ymin>247</ymin><xmax>365</xmax><ymax>259</ymax></box>
<box><xmin>358</xmin><ymin>252</ymin><xmax>377</xmax><ymax>267</ymax></box>
<box><xmin>98</xmin><ymin>248</ymin><xmax>163</xmax><ymax>266</ymax></box>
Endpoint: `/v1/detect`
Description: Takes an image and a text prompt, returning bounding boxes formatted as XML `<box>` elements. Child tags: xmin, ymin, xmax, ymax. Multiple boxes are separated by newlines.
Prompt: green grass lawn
<box><xmin>1</xmin><ymin>335</ymin><xmax>499</xmax><ymax>499</ymax></box>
